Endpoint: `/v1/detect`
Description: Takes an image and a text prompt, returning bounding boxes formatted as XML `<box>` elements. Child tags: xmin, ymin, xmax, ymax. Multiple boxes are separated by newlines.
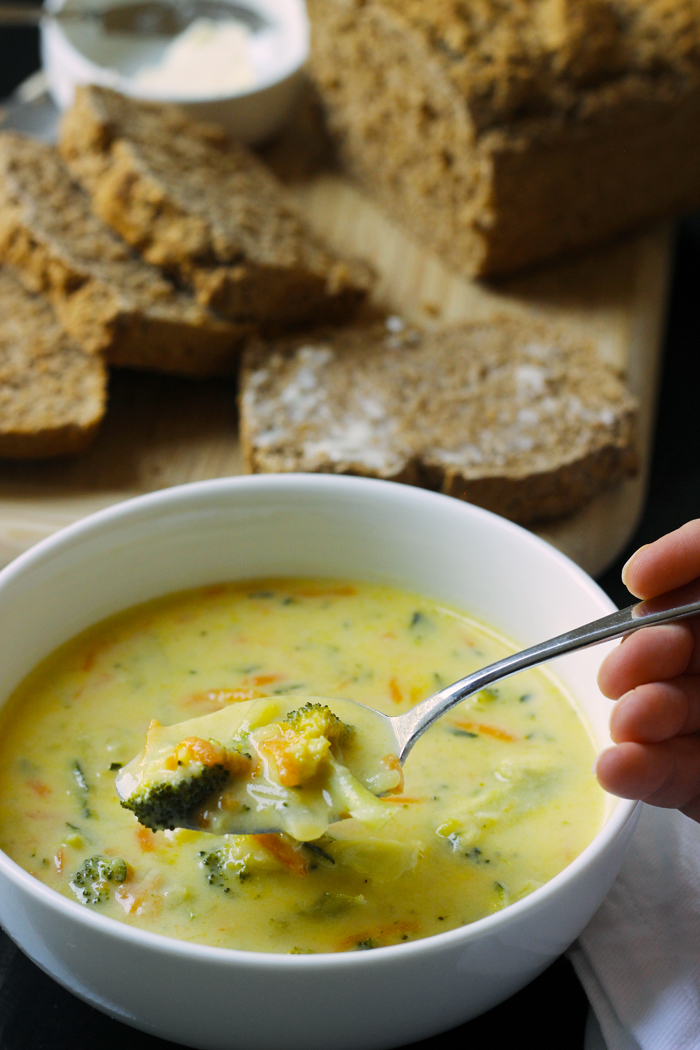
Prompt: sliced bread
<box><xmin>58</xmin><ymin>86</ymin><xmax>371</xmax><ymax>328</ymax></box>
<box><xmin>240</xmin><ymin>318</ymin><xmax>638</xmax><ymax>524</ymax></box>
<box><xmin>0</xmin><ymin>131</ymin><xmax>246</xmax><ymax>377</ymax></box>
<box><xmin>307</xmin><ymin>0</ymin><xmax>700</xmax><ymax>277</ymax></box>
<box><xmin>0</xmin><ymin>266</ymin><xmax>107</xmax><ymax>458</ymax></box>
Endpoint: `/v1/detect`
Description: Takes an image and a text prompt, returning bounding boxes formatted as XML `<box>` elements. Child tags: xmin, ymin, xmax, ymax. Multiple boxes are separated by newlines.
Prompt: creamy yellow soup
<box><xmin>0</xmin><ymin>579</ymin><xmax>605</xmax><ymax>954</ymax></box>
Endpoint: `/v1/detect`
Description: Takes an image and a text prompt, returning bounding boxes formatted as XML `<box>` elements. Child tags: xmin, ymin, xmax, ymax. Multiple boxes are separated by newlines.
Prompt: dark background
<box><xmin>1</xmin><ymin>22</ymin><xmax>699</xmax><ymax>1048</ymax></box>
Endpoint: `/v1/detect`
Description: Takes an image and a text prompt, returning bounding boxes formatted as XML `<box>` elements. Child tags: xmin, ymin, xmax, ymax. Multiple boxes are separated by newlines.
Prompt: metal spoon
<box><xmin>116</xmin><ymin>578</ymin><xmax>700</xmax><ymax>836</ymax></box>
<box><xmin>0</xmin><ymin>1</ymin><xmax>268</xmax><ymax>36</ymax></box>
<box><xmin>391</xmin><ymin>577</ymin><xmax>700</xmax><ymax>761</ymax></box>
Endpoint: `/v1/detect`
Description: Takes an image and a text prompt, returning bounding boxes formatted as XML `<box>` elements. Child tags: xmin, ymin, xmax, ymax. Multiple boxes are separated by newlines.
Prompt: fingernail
<box><xmin>622</xmin><ymin>544</ymin><xmax>649</xmax><ymax>587</ymax></box>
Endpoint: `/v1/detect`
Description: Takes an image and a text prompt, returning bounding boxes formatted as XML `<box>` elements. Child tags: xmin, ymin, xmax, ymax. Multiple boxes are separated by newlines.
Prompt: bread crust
<box><xmin>0</xmin><ymin>131</ymin><xmax>247</xmax><ymax>377</ymax></box>
<box><xmin>307</xmin><ymin>0</ymin><xmax>700</xmax><ymax>276</ymax></box>
<box><xmin>240</xmin><ymin>318</ymin><xmax>638</xmax><ymax>525</ymax></box>
<box><xmin>0</xmin><ymin>266</ymin><xmax>107</xmax><ymax>458</ymax></box>
<box><xmin>58</xmin><ymin>87</ymin><xmax>371</xmax><ymax>328</ymax></box>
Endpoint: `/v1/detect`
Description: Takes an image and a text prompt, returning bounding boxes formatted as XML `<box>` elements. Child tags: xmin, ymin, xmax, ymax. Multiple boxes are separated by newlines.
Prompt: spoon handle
<box><xmin>395</xmin><ymin>577</ymin><xmax>700</xmax><ymax>758</ymax></box>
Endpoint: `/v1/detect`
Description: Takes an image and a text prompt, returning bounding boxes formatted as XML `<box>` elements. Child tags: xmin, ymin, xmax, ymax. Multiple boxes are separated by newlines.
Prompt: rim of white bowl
<box><xmin>43</xmin><ymin>0</ymin><xmax>310</xmax><ymax>104</ymax></box>
<box><xmin>0</xmin><ymin>473</ymin><xmax>639</xmax><ymax>967</ymax></box>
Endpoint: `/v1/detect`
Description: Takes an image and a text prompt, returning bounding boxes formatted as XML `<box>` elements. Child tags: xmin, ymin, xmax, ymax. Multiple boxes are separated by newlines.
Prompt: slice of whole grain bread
<box><xmin>0</xmin><ymin>131</ymin><xmax>247</xmax><ymax>377</ymax></box>
<box><xmin>0</xmin><ymin>266</ymin><xmax>107</xmax><ymax>458</ymax></box>
<box><xmin>240</xmin><ymin>317</ymin><xmax>637</xmax><ymax>524</ymax></box>
<box><xmin>58</xmin><ymin>86</ymin><xmax>371</xmax><ymax>329</ymax></box>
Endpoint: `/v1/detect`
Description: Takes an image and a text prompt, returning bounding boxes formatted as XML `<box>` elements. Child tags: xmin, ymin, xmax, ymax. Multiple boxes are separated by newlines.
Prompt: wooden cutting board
<box><xmin>0</xmin><ymin>80</ymin><xmax>673</xmax><ymax>577</ymax></box>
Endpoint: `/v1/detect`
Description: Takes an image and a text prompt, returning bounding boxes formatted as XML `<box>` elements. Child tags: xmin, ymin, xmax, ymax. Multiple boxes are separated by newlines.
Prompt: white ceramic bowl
<box><xmin>41</xmin><ymin>0</ymin><xmax>308</xmax><ymax>143</ymax></box>
<box><xmin>0</xmin><ymin>475</ymin><xmax>637</xmax><ymax>1050</ymax></box>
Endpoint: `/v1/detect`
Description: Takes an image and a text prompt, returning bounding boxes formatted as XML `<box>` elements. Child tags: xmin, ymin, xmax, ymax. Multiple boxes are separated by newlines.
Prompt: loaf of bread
<box><xmin>240</xmin><ymin>318</ymin><xmax>637</xmax><ymax>524</ymax></box>
<box><xmin>59</xmin><ymin>86</ymin><xmax>372</xmax><ymax>328</ymax></box>
<box><xmin>0</xmin><ymin>266</ymin><xmax>106</xmax><ymax>458</ymax></box>
<box><xmin>307</xmin><ymin>0</ymin><xmax>700</xmax><ymax>277</ymax></box>
<box><xmin>0</xmin><ymin>131</ymin><xmax>247</xmax><ymax>377</ymax></box>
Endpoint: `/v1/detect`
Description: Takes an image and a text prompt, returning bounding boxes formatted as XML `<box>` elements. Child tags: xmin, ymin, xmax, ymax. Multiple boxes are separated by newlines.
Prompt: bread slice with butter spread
<box><xmin>0</xmin><ymin>266</ymin><xmax>106</xmax><ymax>458</ymax></box>
<box><xmin>58</xmin><ymin>86</ymin><xmax>371</xmax><ymax>330</ymax></box>
<box><xmin>240</xmin><ymin>318</ymin><xmax>637</xmax><ymax>524</ymax></box>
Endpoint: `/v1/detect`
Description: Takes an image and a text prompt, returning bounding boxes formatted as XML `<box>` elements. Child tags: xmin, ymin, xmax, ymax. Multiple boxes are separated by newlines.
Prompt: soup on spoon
<box><xmin>116</xmin><ymin>696</ymin><xmax>402</xmax><ymax>841</ymax></box>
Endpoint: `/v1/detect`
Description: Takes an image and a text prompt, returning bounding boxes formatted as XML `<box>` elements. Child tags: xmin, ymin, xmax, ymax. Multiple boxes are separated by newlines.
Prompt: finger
<box><xmin>596</xmin><ymin>738</ymin><xmax>700</xmax><ymax>816</ymax></box>
<box><xmin>610</xmin><ymin>678</ymin><xmax>700</xmax><ymax>743</ymax></box>
<box><xmin>597</xmin><ymin>624</ymin><xmax>694</xmax><ymax>699</ymax></box>
<box><xmin>623</xmin><ymin>520</ymin><xmax>700</xmax><ymax>599</ymax></box>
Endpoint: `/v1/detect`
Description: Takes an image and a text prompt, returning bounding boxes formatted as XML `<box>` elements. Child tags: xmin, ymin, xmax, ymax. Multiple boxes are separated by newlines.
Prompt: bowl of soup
<box><xmin>0</xmin><ymin>474</ymin><xmax>637</xmax><ymax>1049</ymax></box>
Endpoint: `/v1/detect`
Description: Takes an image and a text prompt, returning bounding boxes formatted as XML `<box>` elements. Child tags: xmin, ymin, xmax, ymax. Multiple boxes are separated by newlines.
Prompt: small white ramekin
<box><xmin>0</xmin><ymin>475</ymin><xmax>638</xmax><ymax>1049</ymax></box>
<box><xmin>41</xmin><ymin>0</ymin><xmax>308</xmax><ymax>143</ymax></box>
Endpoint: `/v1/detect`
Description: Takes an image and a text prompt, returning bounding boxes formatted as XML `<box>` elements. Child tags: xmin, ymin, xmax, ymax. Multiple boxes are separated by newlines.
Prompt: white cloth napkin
<box><xmin>569</xmin><ymin>803</ymin><xmax>700</xmax><ymax>1050</ymax></box>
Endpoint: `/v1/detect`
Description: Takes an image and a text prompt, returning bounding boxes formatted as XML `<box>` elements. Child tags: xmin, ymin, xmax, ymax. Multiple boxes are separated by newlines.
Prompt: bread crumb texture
<box><xmin>0</xmin><ymin>266</ymin><xmax>107</xmax><ymax>458</ymax></box>
<box><xmin>241</xmin><ymin>318</ymin><xmax>637</xmax><ymax>524</ymax></box>
<box><xmin>308</xmin><ymin>0</ymin><xmax>700</xmax><ymax>275</ymax></box>
<box><xmin>0</xmin><ymin>131</ymin><xmax>245</xmax><ymax>376</ymax></box>
<box><xmin>59</xmin><ymin>86</ymin><xmax>371</xmax><ymax>328</ymax></box>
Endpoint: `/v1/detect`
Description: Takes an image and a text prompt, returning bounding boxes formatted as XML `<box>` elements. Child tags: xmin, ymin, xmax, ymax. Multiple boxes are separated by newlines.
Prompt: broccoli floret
<box><xmin>69</xmin><ymin>855</ymin><xmax>127</xmax><ymax>905</ymax></box>
<box><xmin>121</xmin><ymin>763</ymin><xmax>230</xmax><ymax>832</ymax></box>
<box><xmin>283</xmin><ymin>703</ymin><xmax>352</xmax><ymax>748</ymax></box>
<box><xmin>197</xmin><ymin>847</ymin><xmax>250</xmax><ymax>891</ymax></box>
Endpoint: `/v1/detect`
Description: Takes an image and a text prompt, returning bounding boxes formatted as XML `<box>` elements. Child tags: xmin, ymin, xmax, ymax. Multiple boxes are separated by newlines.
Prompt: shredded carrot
<box><xmin>116</xmin><ymin>875</ymin><xmax>161</xmax><ymax>916</ymax></box>
<box><xmin>389</xmin><ymin>678</ymin><xmax>403</xmax><ymax>704</ymax></box>
<box><xmin>27</xmin><ymin>779</ymin><xmax>51</xmax><ymax>797</ymax></box>
<box><xmin>383</xmin><ymin>796</ymin><xmax>427</xmax><ymax>804</ymax></box>
<box><xmin>252</xmin><ymin>834</ymin><xmax>309</xmax><ymax>876</ymax></box>
<box><xmin>257</xmin><ymin>738</ymin><xmax>303</xmax><ymax>787</ymax></box>
<box><xmin>53</xmin><ymin>850</ymin><xmax>64</xmax><ymax>873</ymax></box>
<box><xmin>335</xmin><ymin>919</ymin><xmax>419</xmax><ymax>952</ymax></box>
<box><xmin>115</xmin><ymin>885</ymin><xmax>137</xmax><ymax>914</ymax></box>
<box><xmin>175</xmin><ymin>736</ymin><xmax>250</xmax><ymax>776</ymax></box>
<box><xmin>183</xmin><ymin>687</ymin><xmax>263</xmax><ymax>711</ymax></box>
<box><xmin>250</xmin><ymin>673</ymin><xmax>283</xmax><ymax>687</ymax></box>
<box><xmin>382</xmin><ymin>753</ymin><xmax>404</xmax><ymax>794</ymax></box>
<box><xmin>449</xmin><ymin>720</ymin><xmax>517</xmax><ymax>742</ymax></box>
<box><xmin>136</xmin><ymin>826</ymin><xmax>157</xmax><ymax>852</ymax></box>
<box><xmin>176</xmin><ymin>736</ymin><xmax>229</xmax><ymax>767</ymax></box>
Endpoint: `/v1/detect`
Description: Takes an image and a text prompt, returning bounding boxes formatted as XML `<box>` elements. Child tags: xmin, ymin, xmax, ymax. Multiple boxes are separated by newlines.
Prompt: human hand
<box><xmin>596</xmin><ymin>520</ymin><xmax>700</xmax><ymax>821</ymax></box>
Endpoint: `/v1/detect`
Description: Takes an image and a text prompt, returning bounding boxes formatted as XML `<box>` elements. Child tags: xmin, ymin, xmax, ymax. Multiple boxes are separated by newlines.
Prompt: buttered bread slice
<box><xmin>0</xmin><ymin>266</ymin><xmax>106</xmax><ymax>458</ymax></box>
<box><xmin>59</xmin><ymin>86</ymin><xmax>371</xmax><ymax>328</ymax></box>
<box><xmin>241</xmin><ymin>318</ymin><xmax>637</xmax><ymax>524</ymax></box>
<box><xmin>0</xmin><ymin>132</ymin><xmax>246</xmax><ymax>377</ymax></box>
